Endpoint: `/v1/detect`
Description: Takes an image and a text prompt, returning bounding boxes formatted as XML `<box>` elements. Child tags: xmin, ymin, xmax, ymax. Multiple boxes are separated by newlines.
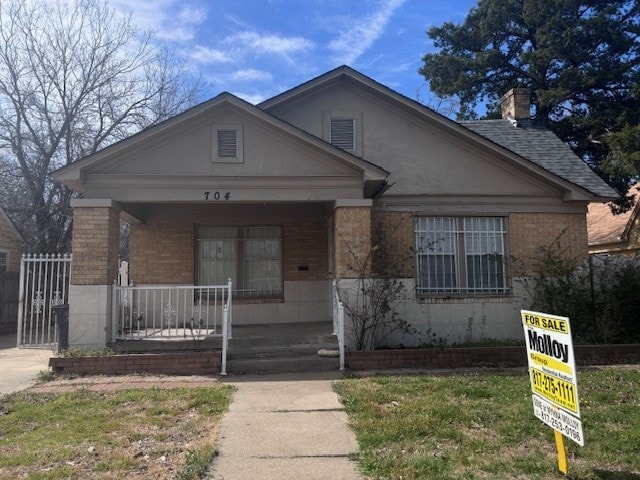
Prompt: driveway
<box><xmin>0</xmin><ymin>334</ymin><xmax>52</xmax><ymax>395</ymax></box>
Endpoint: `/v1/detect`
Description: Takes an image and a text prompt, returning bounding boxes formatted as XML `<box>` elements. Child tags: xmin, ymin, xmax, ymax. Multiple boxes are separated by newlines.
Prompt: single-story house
<box><xmin>587</xmin><ymin>184</ymin><xmax>640</xmax><ymax>255</ymax></box>
<box><xmin>0</xmin><ymin>206</ymin><xmax>24</xmax><ymax>334</ymax></box>
<box><xmin>52</xmin><ymin>66</ymin><xmax>616</xmax><ymax>351</ymax></box>
<box><xmin>0</xmin><ymin>207</ymin><xmax>24</xmax><ymax>274</ymax></box>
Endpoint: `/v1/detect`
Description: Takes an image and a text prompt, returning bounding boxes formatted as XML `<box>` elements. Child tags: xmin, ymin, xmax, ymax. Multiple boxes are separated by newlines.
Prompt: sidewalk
<box><xmin>0</xmin><ymin>334</ymin><xmax>52</xmax><ymax>395</ymax></box>
<box><xmin>208</xmin><ymin>371</ymin><xmax>362</xmax><ymax>480</ymax></box>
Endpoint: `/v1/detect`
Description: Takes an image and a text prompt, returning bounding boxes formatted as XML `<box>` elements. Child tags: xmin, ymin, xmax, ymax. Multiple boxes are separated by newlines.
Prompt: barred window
<box><xmin>198</xmin><ymin>226</ymin><xmax>282</xmax><ymax>297</ymax></box>
<box><xmin>415</xmin><ymin>217</ymin><xmax>508</xmax><ymax>295</ymax></box>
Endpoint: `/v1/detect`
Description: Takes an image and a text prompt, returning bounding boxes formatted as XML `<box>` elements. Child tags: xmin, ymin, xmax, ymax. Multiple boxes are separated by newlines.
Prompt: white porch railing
<box><xmin>112</xmin><ymin>280</ymin><xmax>233</xmax><ymax>375</ymax></box>
<box><xmin>332</xmin><ymin>280</ymin><xmax>345</xmax><ymax>370</ymax></box>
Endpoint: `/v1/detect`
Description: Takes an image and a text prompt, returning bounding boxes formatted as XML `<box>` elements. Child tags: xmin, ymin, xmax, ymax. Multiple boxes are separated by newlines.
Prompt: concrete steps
<box><xmin>113</xmin><ymin>322</ymin><xmax>342</xmax><ymax>374</ymax></box>
<box><xmin>226</xmin><ymin>322</ymin><xmax>340</xmax><ymax>374</ymax></box>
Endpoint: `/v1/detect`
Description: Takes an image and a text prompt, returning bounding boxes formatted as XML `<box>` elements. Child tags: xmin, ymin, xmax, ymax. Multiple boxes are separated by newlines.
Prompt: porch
<box><xmin>111</xmin><ymin>279</ymin><xmax>345</xmax><ymax>374</ymax></box>
<box><xmin>113</xmin><ymin>321</ymin><xmax>342</xmax><ymax>374</ymax></box>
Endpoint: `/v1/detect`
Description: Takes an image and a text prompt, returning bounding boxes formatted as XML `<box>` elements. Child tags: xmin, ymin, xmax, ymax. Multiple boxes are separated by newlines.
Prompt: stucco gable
<box><xmin>53</xmin><ymin>92</ymin><xmax>388</xmax><ymax>194</ymax></box>
<box><xmin>261</xmin><ymin>66</ymin><xmax>614</xmax><ymax>202</ymax></box>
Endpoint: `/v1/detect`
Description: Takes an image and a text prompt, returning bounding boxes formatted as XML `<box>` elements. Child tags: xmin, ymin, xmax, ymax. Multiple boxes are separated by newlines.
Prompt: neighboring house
<box><xmin>0</xmin><ymin>206</ymin><xmax>24</xmax><ymax>334</ymax></box>
<box><xmin>52</xmin><ymin>66</ymin><xmax>616</xmax><ymax>349</ymax></box>
<box><xmin>0</xmin><ymin>207</ymin><xmax>24</xmax><ymax>274</ymax></box>
<box><xmin>587</xmin><ymin>184</ymin><xmax>640</xmax><ymax>255</ymax></box>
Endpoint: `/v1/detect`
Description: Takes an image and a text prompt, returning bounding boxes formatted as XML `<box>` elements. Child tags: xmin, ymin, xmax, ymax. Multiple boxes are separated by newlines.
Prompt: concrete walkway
<box><xmin>0</xmin><ymin>334</ymin><xmax>52</xmax><ymax>395</ymax></box>
<box><xmin>208</xmin><ymin>371</ymin><xmax>362</xmax><ymax>480</ymax></box>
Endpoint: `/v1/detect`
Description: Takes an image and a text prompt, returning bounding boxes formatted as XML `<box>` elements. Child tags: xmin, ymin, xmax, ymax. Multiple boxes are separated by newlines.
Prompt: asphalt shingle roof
<box><xmin>460</xmin><ymin>119</ymin><xmax>617</xmax><ymax>199</ymax></box>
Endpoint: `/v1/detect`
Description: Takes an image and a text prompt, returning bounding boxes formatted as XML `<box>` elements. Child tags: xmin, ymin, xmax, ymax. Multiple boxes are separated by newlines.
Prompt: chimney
<box><xmin>500</xmin><ymin>88</ymin><xmax>531</xmax><ymax>123</ymax></box>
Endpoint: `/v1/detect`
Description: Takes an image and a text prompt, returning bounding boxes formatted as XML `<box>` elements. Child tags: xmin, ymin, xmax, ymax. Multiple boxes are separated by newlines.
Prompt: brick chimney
<box><xmin>500</xmin><ymin>88</ymin><xmax>531</xmax><ymax>122</ymax></box>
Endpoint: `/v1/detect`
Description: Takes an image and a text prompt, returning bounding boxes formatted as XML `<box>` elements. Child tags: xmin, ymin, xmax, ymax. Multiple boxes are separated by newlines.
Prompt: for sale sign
<box><xmin>521</xmin><ymin>310</ymin><xmax>584</xmax><ymax>446</ymax></box>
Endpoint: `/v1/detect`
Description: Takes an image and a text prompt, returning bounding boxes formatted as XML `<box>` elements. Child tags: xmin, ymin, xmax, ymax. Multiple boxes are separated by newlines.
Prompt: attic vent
<box><xmin>217</xmin><ymin>129</ymin><xmax>237</xmax><ymax>157</ymax></box>
<box><xmin>330</xmin><ymin>118</ymin><xmax>355</xmax><ymax>150</ymax></box>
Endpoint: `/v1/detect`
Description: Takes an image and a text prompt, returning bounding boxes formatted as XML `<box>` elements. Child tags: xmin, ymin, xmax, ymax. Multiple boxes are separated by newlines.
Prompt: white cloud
<box><xmin>108</xmin><ymin>0</ymin><xmax>207</xmax><ymax>42</ymax></box>
<box><xmin>328</xmin><ymin>0</ymin><xmax>406</xmax><ymax>65</ymax></box>
<box><xmin>230</xmin><ymin>69</ymin><xmax>273</xmax><ymax>82</ymax></box>
<box><xmin>189</xmin><ymin>46</ymin><xmax>232</xmax><ymax>64</ymax></box>
<box><xmin>225</xmin><ymin>31</ymin><xmax>315</xmax><ymax>57</ymax></box>
<box><xmin>231</xmin><ymin>92</ymin><xmax>267</xmax><ymax>105</ymax></box>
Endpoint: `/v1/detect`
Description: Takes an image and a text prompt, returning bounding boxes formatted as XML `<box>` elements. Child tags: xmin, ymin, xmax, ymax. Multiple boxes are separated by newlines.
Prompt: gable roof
<box><xmin>0</xmin><ymin>206</ymin><xmax>25</xmax><ymax>244</ymax></box>
<box><xmin>52</xmin><ymin>91</ymin><xmax>389</xmax><ymax>191</ymax></box>
<box><xmin>587</xmin><ymin>184</ymin><xmax>640</xmax><ymax>247</ymax></box>
<box><xmin>461</xmin><ymin>120</ymin><xmax>616</xmax><ymax>199</ymax></box>
<box><xmin>260</xmin><ymin>65</ymin><xmax>616</xmax><ymax>201</ymax></box>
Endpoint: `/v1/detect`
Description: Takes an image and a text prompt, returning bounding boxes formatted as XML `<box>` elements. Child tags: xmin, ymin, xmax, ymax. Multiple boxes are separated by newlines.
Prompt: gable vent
<box><xmin>217</xmin><ymin>129</ymin><xmax>238</xmax><ymax>157</ymax></box>
<box><xmin>330</xmin><ymin>118</ymin><xmax>355</xmax><ymax>150</ymax></box>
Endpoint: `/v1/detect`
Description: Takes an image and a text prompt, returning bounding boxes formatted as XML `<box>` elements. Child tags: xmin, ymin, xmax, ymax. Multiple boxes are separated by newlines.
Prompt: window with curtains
<box><xmin>414</xmin><ymin>217</ymin><xmax>509</xmax><ymax>295</ymax></box>
<box><xmin>197</xmin><ymin>226</ymin><xmax>283</xmax><ymax>297</ymax></box>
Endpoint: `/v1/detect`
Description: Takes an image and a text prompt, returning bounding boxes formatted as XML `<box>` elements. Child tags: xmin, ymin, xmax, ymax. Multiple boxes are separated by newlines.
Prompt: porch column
<box><xmin>68</xmin><ymin>199</ymin><xmax>120</xmax><ymax>347</ymax></box>
<box><xmin>332</xmin><ymin>199</ymin><xmax>372</xmax><ymax>279</ymax></box>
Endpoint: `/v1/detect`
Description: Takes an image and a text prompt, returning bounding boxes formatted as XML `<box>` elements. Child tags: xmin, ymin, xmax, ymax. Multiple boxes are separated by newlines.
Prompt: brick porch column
<box><xmin>68</xmin><ymin>199</ymin><xmax>120</xmax><ymax>347</ymax></box>
<box><xmin>332</xmin><ymin>199</ymin><xmax>372</xmax><ymax>279</ymax></box>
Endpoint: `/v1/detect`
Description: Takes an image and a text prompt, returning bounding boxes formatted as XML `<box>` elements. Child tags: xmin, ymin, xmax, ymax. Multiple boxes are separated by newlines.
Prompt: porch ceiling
<box><xmin>119</xmin><ymin>201</ymin><xmax>333</xmax><ymax>224</ymax></box>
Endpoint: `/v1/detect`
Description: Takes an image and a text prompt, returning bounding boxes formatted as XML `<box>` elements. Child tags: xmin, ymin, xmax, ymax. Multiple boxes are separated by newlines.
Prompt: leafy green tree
<box><xmin>420</xmin><ymin>0</ymin><xmax>640</xmax><ymax>194</ymax></box>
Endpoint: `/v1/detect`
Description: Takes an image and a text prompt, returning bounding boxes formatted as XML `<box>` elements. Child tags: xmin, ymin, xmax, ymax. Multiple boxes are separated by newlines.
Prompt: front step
<box><xmin>226</xmin><ymin>321</ymin><xmax>340</xmax><ymax>374</ymax></box>
<box><xmin>227</xmin><ymin>354</ymin><xmax>340</xmax><ymax>374</ymax></box>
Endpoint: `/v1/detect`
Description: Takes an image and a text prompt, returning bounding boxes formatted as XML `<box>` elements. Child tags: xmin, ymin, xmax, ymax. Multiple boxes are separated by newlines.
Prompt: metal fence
<box><xmin>17</xmin><ymin>253</ymin><xmax>72</xmax><ymax>347</ymax></box>
<box><xmin>332</xmin><ymin>280</ymin><xmax>345</xmax><ymax>370</ymax></box>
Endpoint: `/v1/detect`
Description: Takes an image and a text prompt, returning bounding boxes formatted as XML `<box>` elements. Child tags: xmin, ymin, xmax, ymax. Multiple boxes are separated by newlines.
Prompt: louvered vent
<box><xmin>217</xmin><ymin>129</ymin><xmax>237</xmax><ymax>157</ymax></box>
<box><xmin>330</xmin><ymin>118</ymin><xmax>355</xmax><ymax>150</ymax></box>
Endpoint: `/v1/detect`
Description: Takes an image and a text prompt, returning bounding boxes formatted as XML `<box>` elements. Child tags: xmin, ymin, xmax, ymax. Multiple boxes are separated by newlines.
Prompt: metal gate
<box><xmin>17</xmin><ymin>254</ymin><xmax>72</xmax><ymax>347</ymax></box>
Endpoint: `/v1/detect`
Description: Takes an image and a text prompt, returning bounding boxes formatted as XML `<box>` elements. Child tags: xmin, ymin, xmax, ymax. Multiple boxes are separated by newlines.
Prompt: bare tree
<box><xmin>0</xmin><ymin>0</ymin><xmax>206</xmax><ymax>252</ymax></box>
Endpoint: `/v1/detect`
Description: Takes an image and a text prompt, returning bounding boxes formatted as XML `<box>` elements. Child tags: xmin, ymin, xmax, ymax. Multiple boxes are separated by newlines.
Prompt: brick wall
<box><xmin>333</xmin><ymin>207</ymin><xmax>371</xmax><ymax>279</ymax></box>
<box><xmin>283</xmin><ymin>221</ymin><xmax>328</xmax><ymax>281</ymax></box>
<box><xmin>130</xmin><ymin>223</ymin><xmax>195</xmax><ymax>284</ymax></box>
<box><xmin>346</xmin><ymin>344</ymin><xmax>640</xmax><ymax>370</ymax></box>
<box><xmin>71</xmin><ymin>207</ymin><xmax>119</xmax><ymax>285</ymax></box>
<box><xmin>372</xmin><ymin>211</ymin><xmax>414</xmax><ymax>277</ymax></box>
<box><xmin>50</xmin><ymin>351</ymin><xmax>221</xmax><ymax>375</ymax></box>
<box><xmin>509</xmin><ymin>213</ymin><xmax>588</xmax><ymax>276</ymax></box>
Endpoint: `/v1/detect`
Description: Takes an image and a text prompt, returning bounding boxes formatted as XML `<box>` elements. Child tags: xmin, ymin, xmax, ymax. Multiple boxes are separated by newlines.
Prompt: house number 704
<box><xmin>204</xmin><ymin>191</ymin><xmax>230</xmax><ymax>200</ymax></box>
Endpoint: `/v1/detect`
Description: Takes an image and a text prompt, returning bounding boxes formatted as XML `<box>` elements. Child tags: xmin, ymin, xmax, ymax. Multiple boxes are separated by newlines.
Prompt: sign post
<box><xmin>521</xmin><ymin>310</ymin><xmax>584</xmax><ymax>475</ymax></box>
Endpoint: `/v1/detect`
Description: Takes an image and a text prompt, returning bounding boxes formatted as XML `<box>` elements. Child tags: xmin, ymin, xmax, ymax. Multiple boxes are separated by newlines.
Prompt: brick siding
<box><xmin>346</xmin><ymin>344</ymin><xmax>640</xmax><ymax>370</ymax></box>
<box><xmin>333</xmin><ymin>206</ymin><xmax>371</xmax><ymax>279</ymax></box>
<box><xmin>71</xmin><ymin>207</ymin><xmax>119</xmax><ymax>285</ymax></box>
<box><xmin>130</xmin><ymin>223</ymin><xmax>195</xmax><ymax>284</ymax></box>
<box><xmin>50</xmin><ymin>351</ymin><xmax>221</xmax><ymax>375</ymax></box>
<box><xmin>371</xmin><ymin>211</ymin><xmax>414</xmax><ymax>277</ymax></box>
<box><xmin>509</xmin><ymin>213</ymin><xmax>588</xmax><ymax>276</ymax></box>
<box><xmin>283</xmin><ymin>221</ymin><xmax>328</xmax><ymax>281</ymax></box>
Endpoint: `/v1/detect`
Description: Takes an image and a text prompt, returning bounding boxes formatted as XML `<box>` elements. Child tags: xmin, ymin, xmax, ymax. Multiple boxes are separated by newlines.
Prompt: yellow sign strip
<box><xmin>530</xmin><ymin>353</ymin><xmax>573</xmax><ymax>375</ymax></box>
<box><xmin>521</xmin><ymin>311</ymin><xmax>570</xmax><ymax>335</ymax></box>
<box><xmin>530</xmin><ymin>367</ymin><xmax>579</xmax><ymax>414</ymax></box>
<box><xmin>554</xmin><ymin>429</ymin><xmax>568</xmax><ymax>475</ymax></box>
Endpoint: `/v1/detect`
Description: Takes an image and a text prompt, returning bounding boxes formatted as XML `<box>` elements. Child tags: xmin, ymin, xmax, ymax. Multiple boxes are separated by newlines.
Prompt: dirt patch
<box><xmin>27</xmin><ymin>374</ymin><xmax>220</xmax><ymax>394</ymax></box>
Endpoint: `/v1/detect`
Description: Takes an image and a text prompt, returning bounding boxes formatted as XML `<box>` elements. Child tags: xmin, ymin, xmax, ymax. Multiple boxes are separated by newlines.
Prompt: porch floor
<box><xmin>113</xmin><ymin>321</ymin><xmax>336</xmax><ymax>352</ymax></box>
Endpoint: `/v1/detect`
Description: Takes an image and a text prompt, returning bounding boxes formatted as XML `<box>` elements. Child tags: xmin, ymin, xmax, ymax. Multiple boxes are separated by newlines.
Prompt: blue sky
<box><xmin>108</xmin><ymin>0</ymin><xmax>478</xmax><ymax>105</ymax></box>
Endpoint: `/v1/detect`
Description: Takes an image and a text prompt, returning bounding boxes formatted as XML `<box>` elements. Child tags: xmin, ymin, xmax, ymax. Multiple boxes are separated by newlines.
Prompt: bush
<box><xmin>529</xmin><ymin>239</ymin><xmax>640</xmax><ymax>343</ymax></box>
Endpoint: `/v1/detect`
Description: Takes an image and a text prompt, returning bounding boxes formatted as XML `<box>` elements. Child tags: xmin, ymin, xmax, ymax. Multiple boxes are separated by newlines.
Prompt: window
<box><xmin>415</xmin><ymin>217</ymin><xmax>508</xmax><ymax>295</ymax></box>
<box><xmin>198</xmin><ymin>226</ymin><xmax>282</xmax><ymax>297</ymax></box>
<box><xmin>0</xmin><ymin>251</ymin><xmax>6</xmax><ymax>274</ymax></box>
<box><xmin>330</xmin><ymin>117</ymin><xmax>355</xmax><ymax>150</ymax></box>
<box><xmin>213</xmin><ymin>125</ymin><xmax>243</xmax><ymax>162</ymax></box>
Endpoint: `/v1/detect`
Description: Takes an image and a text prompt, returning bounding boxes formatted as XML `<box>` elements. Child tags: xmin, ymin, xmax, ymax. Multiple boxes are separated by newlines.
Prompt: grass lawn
<box><xmin>0</xmin><ymin>385</ymin><xmax>234</xmax><ymax>479</ymax></box>
<box><xmin>334</xmin><ymin>366</ymin><xmax>640</xmax><ymax>480</ymax></box>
